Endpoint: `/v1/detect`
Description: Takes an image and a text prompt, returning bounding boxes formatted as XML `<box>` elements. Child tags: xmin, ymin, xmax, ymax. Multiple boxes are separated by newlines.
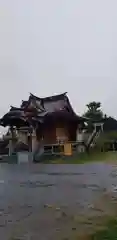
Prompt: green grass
<box><xmin>92</xmin><ymin>219</ymin><xmax>117</xmax><ymax>240</ymax></box>
<box><xmin>44</xmin><ymin>151</ymin><xmax>117</xmax><ymax>164</ymax></box>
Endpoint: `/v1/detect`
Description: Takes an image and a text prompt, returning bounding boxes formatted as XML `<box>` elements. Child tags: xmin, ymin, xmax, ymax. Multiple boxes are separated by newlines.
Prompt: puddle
<box><xmin>19</xmin><ymin>180</ymin><xmax>56</xmax><ymax>188</ymax></box>
<box><xmin>47</xmin><ymin>172</ymin><xmax>84</xmax><ymax>176</ymax></box>
<box><xmin>0</xmin><ymin>181</ymin><xmax>4</xmax><ymax>184</ymax></box>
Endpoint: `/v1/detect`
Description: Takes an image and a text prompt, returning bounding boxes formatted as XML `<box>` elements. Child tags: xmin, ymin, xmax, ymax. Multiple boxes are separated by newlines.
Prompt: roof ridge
<box><xmin>30</xmin><ymin>92</ymin><xmax>67</xmax><ymax>101</ymax></box>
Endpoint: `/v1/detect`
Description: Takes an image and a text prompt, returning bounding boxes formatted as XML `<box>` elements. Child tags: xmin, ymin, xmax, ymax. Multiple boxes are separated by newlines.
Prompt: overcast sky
<box><xmin>0</xmin><ymin>0</ymin><xmax>117</xmax><ymax>133</ymax></box>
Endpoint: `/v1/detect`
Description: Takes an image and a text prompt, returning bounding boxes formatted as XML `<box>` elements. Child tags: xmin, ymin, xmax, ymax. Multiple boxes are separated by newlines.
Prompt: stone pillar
<box><xmin>8</xmin><ymin>127</ymin><xmax>14</xmax><ymax>156</ymax></box>
<box><xmin>9</xmin><ymin>139</ymin><xmax>13</xmax><ymax>156</ymax></box>
<box><xmin>77</xmin><ymin>145</ymin><xmax>85</xmax><ymax>153</ymax></box>
<box><xmin>101</xmin><ymin>123</ymin><xmax>104</xmax><ymax>132</ymax></box>
<box><xmin>32</xmin><ymin>129</ymin><xmax>38</xmax><ymax>153</ymax></box>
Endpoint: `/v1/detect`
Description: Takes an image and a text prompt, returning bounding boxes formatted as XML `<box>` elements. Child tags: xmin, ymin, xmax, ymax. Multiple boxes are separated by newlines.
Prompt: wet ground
<box><xmin>1</xmin><ymin>163</ymin><xmax>117</xmax><ymax>239</ymax></box>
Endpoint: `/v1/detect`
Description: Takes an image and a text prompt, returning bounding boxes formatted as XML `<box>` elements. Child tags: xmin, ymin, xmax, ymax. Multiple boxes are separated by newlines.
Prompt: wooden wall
<box><xmin>56</xmin><ymin>126</ymin><xmax>69</xmax><ymax>142</ymax></box>
<box><xmin>35</xmin><ymin>118</ymin><xmax>79</xmax><ymax>145</ymax></box>
<box><xmin>41</xmin><ymin>121</ymin><xmax>77</xmax><ymax>144</ymax></box>
<box><xmin>43</xmin><ymin>125</ymin><xmax>56</xmax><ymax>144</ymax></box>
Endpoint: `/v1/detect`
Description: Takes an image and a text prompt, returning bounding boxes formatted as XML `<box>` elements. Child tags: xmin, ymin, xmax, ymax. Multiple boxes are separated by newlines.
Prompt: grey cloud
<box><xmin>0</xmin><ymin>0</ymin><xmax>117</xmax><ymax>135</ymax></box>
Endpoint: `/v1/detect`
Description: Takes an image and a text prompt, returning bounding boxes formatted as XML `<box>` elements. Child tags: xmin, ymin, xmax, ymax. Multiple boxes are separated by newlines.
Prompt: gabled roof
<box><xmin>0</xmin><ymin>92</ymin><xmax>87</xmax><ymax>127</ymax></box>
<box><xmin>24</xmin><ymin>93</ymin><xmax>45</xmax><ymax>112</ymax></box>
<box><xmin>30</xmin><ymin>92</ymin><xmax>67</xmax><ymax>101</ymax></box>
<box><xmin>0</xmin><ymin>106</ymin><xmax>29</xmax><ymax>127</ymax></box>
<box><xmin>21</xmin><ymin>101</ymin><xmax>29</xmax><ymax>108</ymax></box>
<box><xmin>29</xmin><ymin>92</ymin><xmax>75</xmax><ymax>115</ymax></box>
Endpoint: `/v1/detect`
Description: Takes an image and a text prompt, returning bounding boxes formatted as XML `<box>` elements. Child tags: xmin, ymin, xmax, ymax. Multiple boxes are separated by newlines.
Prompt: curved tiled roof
<box><xmin>0</xmin><ymin>92</ymin><xmax>87</xmax><ymax>127</ymax></box>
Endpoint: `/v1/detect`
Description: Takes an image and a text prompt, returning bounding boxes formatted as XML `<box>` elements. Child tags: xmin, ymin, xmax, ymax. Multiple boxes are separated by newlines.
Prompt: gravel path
<box><xmin>0</xmin><ymin>163</ymin><xmax>117</xmax><ymax>239</ymax></box>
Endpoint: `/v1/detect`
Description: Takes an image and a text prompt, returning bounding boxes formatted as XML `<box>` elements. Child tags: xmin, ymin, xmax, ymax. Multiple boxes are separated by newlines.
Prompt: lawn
<box><xmin>91</xmin><ymin>219</ymin><xmax>117</xmax><ymax>240</ymax></box>
<box><xmin>44</xmin><ymin>151</ymin><xmax>117</xmax><ymax>164</ymax></box>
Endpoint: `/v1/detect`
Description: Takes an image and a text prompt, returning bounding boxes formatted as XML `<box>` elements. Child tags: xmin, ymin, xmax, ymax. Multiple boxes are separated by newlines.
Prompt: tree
<box><xmin>83</xmin><ymin>101</ymin><xmax>103</xmax><ymax>121</ymax></box>
<box><xmin>83</xmin><ymin>101</ymin><xmax>104</xmax><ymax>133</ymax></box>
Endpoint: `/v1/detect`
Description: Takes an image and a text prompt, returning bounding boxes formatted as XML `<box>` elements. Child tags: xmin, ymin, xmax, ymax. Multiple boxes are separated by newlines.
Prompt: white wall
<box><xmin>76</xmin><ymin>130</ymin><xmax>84</xmax><ymax>142</ymax></box>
